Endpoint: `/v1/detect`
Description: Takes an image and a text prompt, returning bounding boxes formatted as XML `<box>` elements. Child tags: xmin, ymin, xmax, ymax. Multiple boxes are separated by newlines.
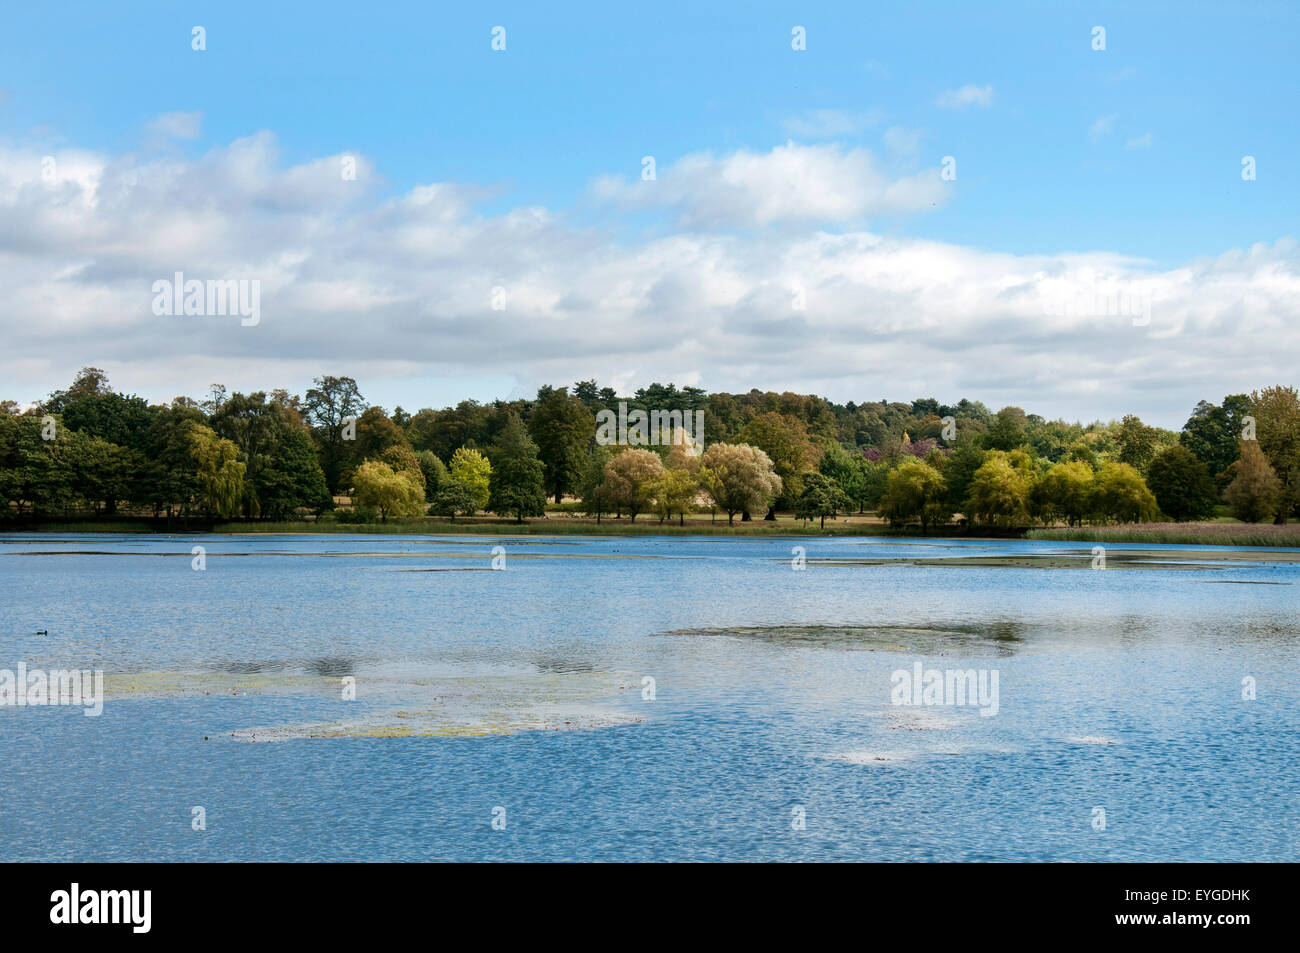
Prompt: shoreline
<box><xmin>3</xmin><ymin>516</ymin><xmax>1300</xmax><ymax>548</ymax></box>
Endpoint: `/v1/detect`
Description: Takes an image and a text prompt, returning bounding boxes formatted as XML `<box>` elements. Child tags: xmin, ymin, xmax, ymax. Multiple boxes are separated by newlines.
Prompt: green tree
<box><xmin>942</xmin><ymin>436</ymin><xmax>987</xmax><ymax>515</ymax></box>
<box><xmin>1224</xmin><ymin>440</ymin><xmax>1282</xmax><ymax>523</ymax></box>
<box><xmin>488</xmin><ymin>415</ymin><xmax>548</xmax><ymax>522</ymax></box>
<box><xmin>136</xmin><ymin>405</ymin><xmax>206</xmax><ymax>518</ymax></box>
<box><xmin>852</xmin><ymin>457</ymin><xmax>890</xmax><ymax>512</ymax></box>
<box><xmin>736</xmin><ymin>412</ymin><xmax>818</xmax><ymax>518</ymax></box>
<box><xmin>880</xmin><ymin>459</ymin><xmax>948</xmax><ymax>531</ymax></box>
<box><xmin>448</xmin><ymin>447</ymin><xmax>492</xmax><ymax>512</ymax></box>
<box><xmin>430</xmin><ymin>481</ymin><xmax>479</xmax><ymax>520</ymax></box>
<box><xmin>1035</xmin><ymin>460</ymin><xmax>1094</xmax><ymax>527</ymax></box>
<box><xmin>1114</xmin><ymin>414</ymin><xmax>1162</xmax><ymax>474</ymax></box>
<box><xmin>379</xmin><ymin>443</ymin><xmax>426</xmax><ymax>496</ymax></box>
<box><xmin>648</xmin><ymin>468</ymin><xmax>699</xmax><ymax>525</ymax></box>
<box><xmin>1180</xmin><ymin>395</ymin><xmax>1252</xmax><ymax>479</ymax></box>
<box><xmin>0</xmin><ymin>414</ymin><xmax>74</xmax><ymax>516</ymax></box>
<box><xmin>983</xmin><ymin>406</ymin><xmax>1029</xmax><ymax>452</ymax></box>
<box><xmin>794</xmin><ymin>471</ymin><xmax>849</xmax><ymax>528</ymax></box>
<box><xmin>1090</xmin><ymin>461</ymin><xmax>1158</xmax><ymax>524</ymax></box>
<box><xmin>64</xmin><ymin>431</ymin><xmax>136</xmax><ymax>516</ymax></box>
<box><xmin>817</xmin><ymin>443</ymin><xmax>857</xmax><ymax>488</ymax></box>
<box><xmin>1146</xmin><ymin>445</ymin><xmax>1216</xmax><ymax>521</ymax></box>
<box><xmin>1250</xmin><ymin>386</ymin><xmax>1300</xmax><ymax>522</ymax></box>
<box><xmin>44</xmin><ymin>368</ymin><xmax>153</xmax><ymax>455</ymax></box>
<box><xmin>414</xmin><ymin>450</ymin><xmax>448</xmax><ymax>503</ymax></box>
<box><xmin>528</xmin><ymin>386</ymin><xmax>594</xmax><ymax>503</ymax></box>
<box><xmin>353</xmin><ymin>406</ymin><xmax>408</xmax><ymax>470</ymax></box>
<box><xmin>578</xmin><ymin>446</ymin><xmax>615</xmax><ymax>522</ymax></box>
<box><xmin>212</xmin><ymin>391</ymin><xmax>330</xmax><ymax>518</ymax></box>
<box><xmin>303</xmin><ymin>375</ymin><xmax>366</xmax><ymax>494</ymax></box>
<box><xmin>967</xmin><ymin>451</ymin><xmax>1034</xmax><ymax>528</ymax></box>
<box><xmin>186</xmin><ymin>424</ymin><xmax>246</xmax><ymax>519</ymax></box>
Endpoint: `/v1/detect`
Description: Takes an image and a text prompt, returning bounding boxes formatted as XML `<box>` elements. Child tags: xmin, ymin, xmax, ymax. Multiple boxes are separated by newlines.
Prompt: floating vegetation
<box><xmin>96</xmin><ymin>668</ymin><xmax>644</xmax><ymax>741</ymax></box>
<box><xmin>657</xmin><ymin>623</ymin><xmax>1021</xmax><ymax>657</ymax></box>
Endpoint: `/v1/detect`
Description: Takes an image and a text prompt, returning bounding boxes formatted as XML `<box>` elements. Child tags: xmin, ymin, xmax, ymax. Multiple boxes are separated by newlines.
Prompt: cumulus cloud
<box><xmin>590</xmin><ymin>142</ymin><xmax>948</xmax><ymax>228</ymax></box>
<box><xmin>0</xmin><ymin>132</ymin><xmax>1296</xmax><ymax>427</ymax></box>
<box><xmin>1126</xmin><ymin>132</ymin><xmax>1154</xmax><ymax>150</ymax></box>
<box><xmin>936</xmin><ymin>84</ymin><xmax>994</xmax><ymax>109</ymax></box>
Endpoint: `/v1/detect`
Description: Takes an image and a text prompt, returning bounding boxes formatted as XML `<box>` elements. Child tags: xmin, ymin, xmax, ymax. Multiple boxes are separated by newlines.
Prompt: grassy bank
<box><xmin>211</xmin><ymin>515</ymin><xmax>900</xmax><ymax>536</ymax></box>
<box><xmin>1027</xmin><ymin>522</ymin><xmax>1300</xmax><ymax>546</ymax></box>
<box><xmin>3</xmin><ymin>513</ymin><xmax>896</xmax><ymax>537</ymax></box>
<box><xmin>10</xmin><ymin>514</ymin><xmax>1298</xmax><ymax>547</ymax></box>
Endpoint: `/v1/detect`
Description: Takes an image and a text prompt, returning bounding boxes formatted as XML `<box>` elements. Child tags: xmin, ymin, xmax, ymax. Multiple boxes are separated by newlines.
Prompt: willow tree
<box><xmin>186</xmin><ymin>424</ymin><xmax>246</xmax><ymax>519</ymax></box>
<box><xmin>600</xmin><ymin>448</ymin><xmax>664</xmax><ymax>522</ymax></box>
<box><xmin>699</xmin><ymin>443</ymin><xmax>782</xmax><ymax>526</ymax></box>
<box><xmin>351</xmin><ymin>460</ymin><xmax>425</xmax><ymax>522</ymax></box>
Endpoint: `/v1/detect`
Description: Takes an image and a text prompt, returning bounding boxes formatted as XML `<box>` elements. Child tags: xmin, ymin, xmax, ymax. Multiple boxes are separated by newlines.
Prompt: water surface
<box><xmin>1</xmin><ymin>533</ymin><xmax>1296</xmax><ymax>861</ymax></box>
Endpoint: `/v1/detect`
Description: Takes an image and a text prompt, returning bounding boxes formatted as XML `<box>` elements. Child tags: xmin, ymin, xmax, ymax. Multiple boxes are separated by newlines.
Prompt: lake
<box><xmin>1</xmin><ymin>532</ymin><xmax>1296</xmax><ymax>861</ymax></box>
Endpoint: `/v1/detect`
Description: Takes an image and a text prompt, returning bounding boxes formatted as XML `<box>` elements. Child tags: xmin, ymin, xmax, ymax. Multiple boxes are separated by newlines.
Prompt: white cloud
<box><xmin>0</xmin><ymin>133</ymin><xmax>1296</xmax><ymax>427</ymax></box>
<box><xmin>936</xmin><ymin>84</ymin><xmax>994</xmax><ymax>109</ymax></box>
<box><xmin>1089</xmin><ymin>114</ymin><xmax>1118</xmax><ymax>142</ymax></box>
<box><xmin>1126</xmin><ymin>132</ymin><xmax>1153</xmax><ymax>149</ymax></box>
<box><xmin>590</xmin><ymin>142</ymin><xmax>948</xmax><ymax>228</ymax></box>
<box><xmin>783</xmin><ymin>108</ymin><xmax>883</xmax><ymax>138</ymax></box>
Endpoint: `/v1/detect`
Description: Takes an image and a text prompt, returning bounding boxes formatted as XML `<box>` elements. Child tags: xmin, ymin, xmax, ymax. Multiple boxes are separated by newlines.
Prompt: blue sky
<box><xmin>7</xmin><ymin>1</ymin><xmax>1295</xmax><ymax>260</ymax></box>
<box><xmin>1</xmin><ymin>1</ymin><xmax>1297</xmax><ymax>425</ymax></box>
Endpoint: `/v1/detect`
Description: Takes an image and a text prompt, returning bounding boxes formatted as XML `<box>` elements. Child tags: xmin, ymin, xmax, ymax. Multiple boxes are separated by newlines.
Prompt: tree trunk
<box><xmin>764</xmin><ymin>506</ymin><xmax>776</xmax><ymax>521</ymax></box>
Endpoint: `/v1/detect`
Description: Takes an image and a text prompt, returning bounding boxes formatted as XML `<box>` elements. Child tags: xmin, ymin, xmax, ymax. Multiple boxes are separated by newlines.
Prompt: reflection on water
<box><xmin>307</xmin><ymin>656</ymin><xmax>356</xmax><ymax>678</ymax></box>
<box><xmin>0</xmin><ymin>532</ymin><xmax>1297</xmax><ymax>861</ymax></box>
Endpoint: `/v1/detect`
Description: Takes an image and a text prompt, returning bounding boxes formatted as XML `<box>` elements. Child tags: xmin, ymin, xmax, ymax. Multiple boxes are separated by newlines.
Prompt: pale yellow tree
<box><xmin>351</xmin><ymin>460</ymin><xmax>425</xmax><ymax>522</ymax></box>
<box><xmin>699</xmin><ymin>443</ymin><xmax>782</xmax><ymax>525</ymax></box>
<box><xmin>601</xmin><ymin>448</ymin><xmax>664</xmax><ymax>521</ymax></box>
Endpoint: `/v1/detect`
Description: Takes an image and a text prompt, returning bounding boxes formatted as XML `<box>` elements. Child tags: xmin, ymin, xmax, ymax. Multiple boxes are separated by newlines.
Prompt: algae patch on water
<box><xmin>99</xmin><ymin>668</ymin><xmax>645</xmax><ymax>741</ymax></box>
<box><xmin>225</xmin><ymin>670</ymin><xmax>644</xmax><ymax>741</ymax></box>
<box><xmin>657</xmin><ymin>623</ymin><xmax>1021</xmax><ymax>657</ymax></box>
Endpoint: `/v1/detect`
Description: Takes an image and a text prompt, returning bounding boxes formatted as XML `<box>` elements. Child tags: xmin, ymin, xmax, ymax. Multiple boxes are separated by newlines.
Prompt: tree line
<box><xmin>2</xmin><ymin>368</ymin><xmax>1297</xmax><ymax>529</ymax></box>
